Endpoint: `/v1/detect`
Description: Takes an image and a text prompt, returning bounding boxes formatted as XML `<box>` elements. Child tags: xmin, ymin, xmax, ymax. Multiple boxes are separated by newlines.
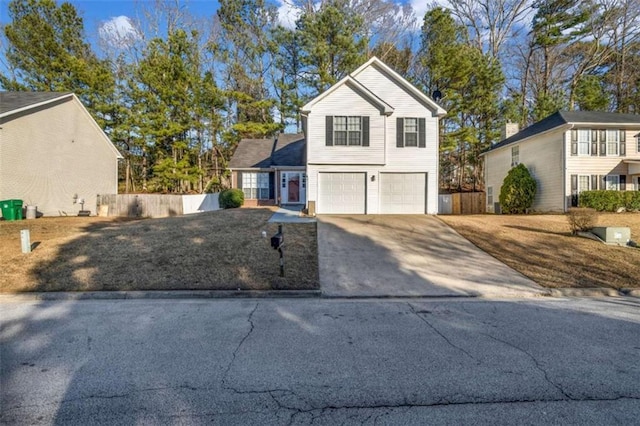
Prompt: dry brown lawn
<box><xmin>440</xmin><ymin>213</ymin><xmax>640</xmax><ymax>289</ymax></box>
<box><xmin>0</xmin><ymin>208</ymin><xmax>318</xmax><ymax>292</ymax></box>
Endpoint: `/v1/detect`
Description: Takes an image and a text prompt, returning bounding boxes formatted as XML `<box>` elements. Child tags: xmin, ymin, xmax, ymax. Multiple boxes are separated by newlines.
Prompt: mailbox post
<box><xmin>270</xmin><ymin>224</ymin><xmax>284</xmax><ymax>276</ymax></box>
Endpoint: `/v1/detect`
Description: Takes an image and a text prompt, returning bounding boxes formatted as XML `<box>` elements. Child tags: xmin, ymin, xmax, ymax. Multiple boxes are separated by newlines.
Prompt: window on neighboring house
<box><xmin>242</xmin><ymin>172</ymin><xmax>269</xmax><ymax>199</ymax></box>
<box><xmin>511</xmin><ymin>146</ymin><xmax>519</xmax><ymax>167</ymax></box>
<box><xmin>578</xmin><ymin>129</ymin><xmax>591</xmax><ymax>155</ymax></box>
<box><xmin>604</xmin><ymin>175</ymin><xmax>620</xmax><ymax>190</ymax></box>
<box><xmin>487</xmin><ymin>186</ymin><xmax>494</xmax><ymax>206</ymax></box>
<box><xmin>606</xmin><ymin>130</ymin><xmax>620</xmax><ymax>156</ymax></box>
<box><xmin>326</xmin><ymin>116</ymin><xmax>369</xmax><ymax>147</ymax></box>
<box><xmin>404</xmin><ymin>118</ymin><xmax>418</xmax><ymax>147</ymax></box>
<box><xmin>578</xmin><ymin>175</ymin><xmax>591</xmax><ymax>193</ymax></box>
<box><xmin>636</xmin><ymin>134</ymin><xmax>640</xmax><ymax>153</ymax></box>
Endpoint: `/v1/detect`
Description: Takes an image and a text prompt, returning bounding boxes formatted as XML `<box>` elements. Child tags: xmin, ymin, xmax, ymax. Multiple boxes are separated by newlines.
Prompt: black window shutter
<box><xmin>591</xmin><ymin>130</ymin><xmax>598</xmax><ymax>156</ymax></box>
<box><xmin>397</xmin><ymin>118</ymin><xmax>404</xmax><ymax>147</ymax></box>
<box><xmin>599</xmin><ymin>175</ymin><xmax>604</xmax><ymax>190</ymax></box>
<box><xmin>571</xmin><ymin>130</ymin><xmax>577</xmax><ymax>156</ymax></box>
<box><xmin>326</xmin><ymin>116</ymin><xmax>333</xmax><ymax>146</ymax></box>
<box><xmin>237</xmin><ymin>171</ymin><xmax>242</xmax><ymax>189</ymax></box>
<box><xmin>591</xmin><ymin>175</ymin><xmax>598</xmax><ymax>190</ymax></box>
<box><xmin>620</xmin><ymin>131</ymin><xmax>626</xmax><ymax>156</ymax></box>
<box><xmin>600</xmin><ymin>130</ymin><xmax>607</xmax><ymax>156</ymax></box>
<box><xmin>418</xmin><ymin>118</ymin><xmax>426</xmax><ymax>148</ymax></box>
<box><xmin>571</xmin><ymin>174</ymin><xmax>578</xmax><ymax>207</ymax></box>
<box><xmin>620</xmin><ymin>175</ymin><xmax>626</xmax><ymax>190</ymax></box>
<box><xmin>269</xmin><ymin>172</ymin><xmax>275</xmax><ymax>199</ymax></box>
<box><xmin>362</xmin><ymin>116</ymin><xmax>369</xmax><ymax>147</ymax></box>
<box><xmin>620</xmin><ymin>130</ymin><xmax>626</xmax><ymax>143</ymax></box>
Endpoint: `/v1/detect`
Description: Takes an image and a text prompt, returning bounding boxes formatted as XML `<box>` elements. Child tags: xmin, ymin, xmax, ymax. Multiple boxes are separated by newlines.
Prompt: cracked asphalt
<box><xmin>2</xmin><ymin>297</ymin><xmax>640</xmax><ymax>425</ymax></box>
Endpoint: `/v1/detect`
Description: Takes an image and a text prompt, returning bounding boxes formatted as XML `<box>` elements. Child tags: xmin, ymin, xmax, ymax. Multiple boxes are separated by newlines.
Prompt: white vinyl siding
<box><xmin>306</xmin><ymin>82</ymin><xmax>384</xmax><ymax>165</ymax></box>
<box><xmin>317</xmin><ymin>172</ymin><xmax>366</xmax><ymax>214</ymax></box>
<box><xmin>379</xmin><ymin>173</ymin><xmax>426</xmax><ymax>214</ymax></box>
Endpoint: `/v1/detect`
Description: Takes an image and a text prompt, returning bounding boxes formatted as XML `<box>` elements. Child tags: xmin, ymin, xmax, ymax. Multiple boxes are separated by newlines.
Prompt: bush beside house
<box><xmin>579</xmin><ymin>191</ymin><xmax>640</xmax><ymax>212</ymax></box>
<box><xmin>499</xmin><ymin>164</ymin><xmax>537</xmax><ymax>214</ymax></box>
<box><xmin>219</xmin><ymin>189</ymin><xmax>244</xmax><ymax>209</ymax></box>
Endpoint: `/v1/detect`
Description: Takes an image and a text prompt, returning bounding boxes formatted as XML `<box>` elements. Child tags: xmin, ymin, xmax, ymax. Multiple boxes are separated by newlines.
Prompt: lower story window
<box><xmin>242</xmin><ymin>172</ymin><xmax>269</xmax><ymax>199</ymax></box>
<box><xmin>487</xmin><ymin>186</ymin><xmax>493</xmax><ymax>206</ymax></box>
<box><xmin>604</xmin><ymin>175</ymin><xmax>620</xmax><ymax>190</ymax></box>
<box><xmin>578</xmin><ymin>175</ymin><xmax>591</xmax><ymax>193</ymax></box>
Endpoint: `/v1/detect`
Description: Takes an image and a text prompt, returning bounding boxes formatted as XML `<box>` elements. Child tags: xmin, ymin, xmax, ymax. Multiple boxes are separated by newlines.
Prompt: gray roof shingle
<box><xmin>487</xmin><ymin>110</ymin><xmax>640</xmax><ymax>152</ymax></box>
<box><xmin>0</xmin><ymin>91</ymin><xmax>72</xmax><ymax>115</ymax></box>
<box><xmin>228</xmin><ymin>133</ymin><xmax>305</xmax><ymax>169</ymax></box>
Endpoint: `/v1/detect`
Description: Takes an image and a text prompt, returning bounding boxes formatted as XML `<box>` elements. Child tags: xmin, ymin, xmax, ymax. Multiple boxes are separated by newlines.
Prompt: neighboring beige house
<box><xmin>302</xmin><ymin>56</ymin><xmax>446</xmax><ymax>214</ymax></box>
<box><xmin>483</xmin><ymin>111</ymin><xmax>640</xmax><ymax>213</ymax></box>
<box><xmin>0</xmin><ymin>92</ymin><xmax>122</xmax><ymax>217</ymax></box>
<box><xmin>228</xmin><ymin>133</ymin><xmax>306</xmax><ymax>207</ymax></box>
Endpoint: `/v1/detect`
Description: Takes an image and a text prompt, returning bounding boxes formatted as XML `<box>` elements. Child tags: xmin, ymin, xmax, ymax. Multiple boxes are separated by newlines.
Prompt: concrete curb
<box><xmin>0</xmin><ymin>289</ymin><xmax>322</xmax><ymax>301</ymax></box>
<box><xmin>547</xmin><ymin>288</ymin><xmax>639</xmax><ymax>298</ymax></box>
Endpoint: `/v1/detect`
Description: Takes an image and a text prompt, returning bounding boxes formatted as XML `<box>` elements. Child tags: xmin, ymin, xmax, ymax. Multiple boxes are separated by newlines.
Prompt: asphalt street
<box><xmin>2</xmin><ymin>297</ymin><xmax>640</xmax><ymax>425</ymax></box>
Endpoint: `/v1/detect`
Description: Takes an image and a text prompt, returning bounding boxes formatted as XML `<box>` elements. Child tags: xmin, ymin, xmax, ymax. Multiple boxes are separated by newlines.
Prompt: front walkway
<box><xmin>268</xmin><ymin>205</ymin><xmax>316</xmax><ymax>223</ymax></box>
<box><xmin>317</xmin><ymin>215</ymin><xmax>549</xmax><ymax>298</ymax></box>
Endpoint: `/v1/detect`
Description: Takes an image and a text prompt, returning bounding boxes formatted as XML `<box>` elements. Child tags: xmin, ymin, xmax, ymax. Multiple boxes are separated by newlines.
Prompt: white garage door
<box><xmin>380</xmin><ymin>173</ymin><xmax>426</xmax><ymax>214</ymax></box>
<box><xmin>318</xmin><ymin>173</ymin><xmax>366</xmax><ymax>214</ymax></box>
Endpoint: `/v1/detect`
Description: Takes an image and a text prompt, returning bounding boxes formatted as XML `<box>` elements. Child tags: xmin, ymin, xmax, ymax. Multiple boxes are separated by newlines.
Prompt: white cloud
<box><xmin>99</xmin><ymin>16</ymin><xmax>141</xmax><ymax>47</ymax></box>
<box><xmin>276</xmin><ymin>0</ymin><xmax>301</xmax><ymax>29</ymax></box>
<box><xmin>411</xmin><ymin>0</ymin><xmax>451</xmax><ymax>26</ymax></box>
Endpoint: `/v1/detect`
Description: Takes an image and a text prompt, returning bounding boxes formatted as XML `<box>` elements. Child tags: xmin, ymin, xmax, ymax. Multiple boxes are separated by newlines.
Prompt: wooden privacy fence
<box><xmin>438</xmin><ymin>192</ymin><xmax>485</xmax><ymax>215</ymax></box>
<box><xmin>97</xmin><ymin>194</ymin><xmax>220</xmax><ymax>218</ymax></box>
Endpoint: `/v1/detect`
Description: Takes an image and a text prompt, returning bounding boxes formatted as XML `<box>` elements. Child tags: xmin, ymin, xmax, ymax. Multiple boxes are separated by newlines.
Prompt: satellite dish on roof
<box><xmin>432</xmin><ymin>90</ymin><xmax>442</xmax><ymax>102</ymax></box>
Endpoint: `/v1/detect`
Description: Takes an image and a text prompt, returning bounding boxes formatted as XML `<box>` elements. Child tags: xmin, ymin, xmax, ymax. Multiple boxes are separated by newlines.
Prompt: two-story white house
<box><xmin>483</xmin><ymin>111</ymin><xmax>640</xmax><ymax>212</ymax></box>
<box><xmin>301</xmin><ymin>56</ymin><xmax>446</xmax><ymax>214</ymax></box>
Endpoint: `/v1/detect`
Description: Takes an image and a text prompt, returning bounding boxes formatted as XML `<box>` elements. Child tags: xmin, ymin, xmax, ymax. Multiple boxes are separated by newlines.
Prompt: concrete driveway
<box><xmin>318</xmin><ymin>215</ymin><xmax>548</xmax><ymax>297</ymax></box>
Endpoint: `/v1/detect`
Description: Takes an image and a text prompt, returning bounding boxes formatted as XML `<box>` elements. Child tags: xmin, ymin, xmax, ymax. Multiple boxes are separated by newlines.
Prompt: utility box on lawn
<box><xmin>591</xmin><ymin>227</ymin><xmax>631</xmax><ymax>246</ymax></box>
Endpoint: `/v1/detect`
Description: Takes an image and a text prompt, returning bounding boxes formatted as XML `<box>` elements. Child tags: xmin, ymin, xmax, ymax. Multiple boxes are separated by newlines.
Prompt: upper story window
<box><xmin>326</xmin><ymin>116</ymin><xmax>369</xmax><ymax>147</ymax></box>
<box><xmin>511</xmin><ymin>145</ymin><xmax>519</xmax><ymax>167</ymax></box>
<box><xmin>396</xmin><ymin>117</ymin><xmax>426</xmax><ymax>148</ymax></box>
<box><xmin>606</xmin><ymin>130</ymin><xmax>620</xmax><ymax>156</ymax></box>
<box><xmin>404</xmin><ymin>118</ymin><xmax>418</xmax><ymax>147</ymax></box>
<box><xmin>578</xmin><ymin>129</ymin><xmax>591</xmax><ymax>155</ymax></box>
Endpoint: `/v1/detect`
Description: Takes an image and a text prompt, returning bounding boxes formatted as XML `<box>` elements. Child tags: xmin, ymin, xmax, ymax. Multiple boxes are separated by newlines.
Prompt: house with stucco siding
<box><xmin>0</xmin><ymin>92</ymin><xmax>122</xmax><ymax>217</ymax></box>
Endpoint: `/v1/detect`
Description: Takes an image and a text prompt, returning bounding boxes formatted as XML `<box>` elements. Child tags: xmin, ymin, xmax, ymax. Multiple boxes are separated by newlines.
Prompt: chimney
<box><xmin>501</xmin><ymin>122</ymin><xmax>519</xmax><ymax>141</ymax></box>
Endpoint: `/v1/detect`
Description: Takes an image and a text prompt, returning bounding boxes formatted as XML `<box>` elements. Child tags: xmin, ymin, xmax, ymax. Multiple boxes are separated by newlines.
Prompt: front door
<box><xmin>281</xmin><ymin>172</ymin><xmax>306</xmax><ymax>204</ymax></box>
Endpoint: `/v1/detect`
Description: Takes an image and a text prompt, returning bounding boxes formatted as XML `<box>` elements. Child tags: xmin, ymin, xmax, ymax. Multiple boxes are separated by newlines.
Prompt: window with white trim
<box><xmin>334</xmin><ymin>116</ymin><xmax>362</xmax><ymax>146</ymax></box>
<box><xmin>606</xmin><ymin>130</ymin><xmax>620</xmax><ymax>156</ymax></box>
<box><xmin>511</xmin><ymin>146</ymin><xmax>519</xmax><ymax>166</ymax></box>
<box><xmin>604</xmin><ymin>175</ymin><xmax>620</xmax><ymax>191</ymax></box>
<box><xmin>578</xmin><ymin>175</ymin><xmax>591</xmax><ymax>193</ymax></box>
<box><xmin>487</xmin><ymin>186</ymin><xmax>494</xmax><ymax>206</ymax></box>
<box><xmin>404</xmin><ymin>118</ymin><xmax>418</xmax><ymax>147</ymax></box>
<box><xmin>578</xmin><ymin>129</ymin><xmax>591</xmax><ymax>155</ymax></box>
<box><xmin>242</xmin><ymin>172</ymin><xmax>269</xmax><ymax>199</ymax></box>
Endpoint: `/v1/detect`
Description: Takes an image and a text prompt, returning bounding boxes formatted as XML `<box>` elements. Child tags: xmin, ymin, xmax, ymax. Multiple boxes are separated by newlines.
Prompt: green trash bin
<box><xmin>0</xmin><ymin>199</ymin><xmax>23</xmax><ymax>220</ymax></box>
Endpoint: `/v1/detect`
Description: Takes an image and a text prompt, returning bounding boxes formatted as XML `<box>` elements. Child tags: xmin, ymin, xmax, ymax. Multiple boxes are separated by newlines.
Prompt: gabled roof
<box><xmin>351</xmin><ymin>56</ymin><xmax>446</xmax><ymax>117</ymax></box>
<box><xmin>486</xmin><ymin>110</ymin><xmax>640</xmax><ymax>153</ymax></box>
<box><xmin>228</xmin><ymin>133</ymin><xmax>305</xmax><ymax>169</ymax></box>
<box><xmin>0</xmin><ymin>91</ymin><xmax>73</xmax><ymax>117</ymax></box>
<box><xmin>0</xmin><ymin>91</ymin><xmax>122</xmax><ymax>159</ymax></box>
<box><xmin>301</xmin><ymin>75</ymin><xmax>394</xmax><ymax>115</ymax></box>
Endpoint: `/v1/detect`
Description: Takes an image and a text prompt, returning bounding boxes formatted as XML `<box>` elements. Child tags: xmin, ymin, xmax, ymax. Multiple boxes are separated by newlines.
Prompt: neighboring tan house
<box><xmin>483</xmin><ymin>111</ymin><xmax>640</xmax><ymax>213</ymax></box>
<box><xmin>228</xmin><ymin>133</ymin><xmax>305</xmax><ymax>206</ymax></box>
<box><xmin>302</xmin><ymin>56</ymin><xmax>446</xmax><ymax>214</ymax></box>
<box><xmin>0</xmin><ymin>92</ymin><xmax>122</xmax><ymax>217</ymax></box>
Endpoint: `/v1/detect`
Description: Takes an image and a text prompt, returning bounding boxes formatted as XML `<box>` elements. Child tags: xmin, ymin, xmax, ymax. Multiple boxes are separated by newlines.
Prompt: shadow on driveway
<box><xmin>317</xmin><ymin>215</ymin><xmax>548</xmax><ymax>298</ymax></box>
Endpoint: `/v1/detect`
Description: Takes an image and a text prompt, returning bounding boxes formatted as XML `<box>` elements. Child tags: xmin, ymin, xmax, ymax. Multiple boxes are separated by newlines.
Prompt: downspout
<box><xmin>564</xmin><ymin>124</ymin><xmax>574</xmax><ymax>212</ymax></box>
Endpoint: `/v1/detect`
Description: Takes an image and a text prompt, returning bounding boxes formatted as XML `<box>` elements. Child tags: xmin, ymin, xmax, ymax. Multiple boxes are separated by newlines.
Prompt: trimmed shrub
<box><xmin>499</xmin><ymin>164</ymin><xmax>537</xmax><ymax>214</ymax></box>
<box><xmin>566</xmin><ymin>208</ymin><xmax>598</xmax><ymax>235</ymax></box>
<box><xmin>579</xmin><ymin>190</ymin><xmax>640</xmax><ymax>212</ymax></box>
<box><xmin>219</xmin><ymin>188</ymin><xmax>244</xmax><ymax>209</ymax></box>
